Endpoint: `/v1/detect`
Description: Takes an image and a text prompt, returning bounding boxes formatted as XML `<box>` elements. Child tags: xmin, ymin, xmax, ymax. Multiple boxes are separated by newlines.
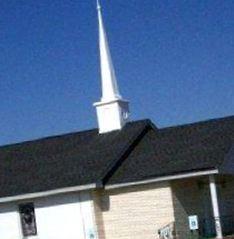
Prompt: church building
<box><xmin>0</xmin><ymin>1</ymin><xmax>233</xmax><ymax>239</ymax></box>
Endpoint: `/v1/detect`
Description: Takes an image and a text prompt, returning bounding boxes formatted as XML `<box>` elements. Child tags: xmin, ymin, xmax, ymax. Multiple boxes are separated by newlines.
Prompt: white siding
<box><xmin>0</xmin><ymin>204</ymin><xmax>22</xmax><ymax>239</ymax></box>
<box><xmin>35</xmin><ymin>193</ymin><xmax>85</xmax><ymax>239</ymax></box>
<box><xmin>0</xmin><ymin>192</ymin><xmax>98</xmax><ymax>239</ymax></box>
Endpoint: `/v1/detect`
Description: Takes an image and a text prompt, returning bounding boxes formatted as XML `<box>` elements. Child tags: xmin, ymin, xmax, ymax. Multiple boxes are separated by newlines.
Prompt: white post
<box><xmin>209</xmin><ymin>175</ymin><xmax>223</xmax><ymax>239</ymax></box>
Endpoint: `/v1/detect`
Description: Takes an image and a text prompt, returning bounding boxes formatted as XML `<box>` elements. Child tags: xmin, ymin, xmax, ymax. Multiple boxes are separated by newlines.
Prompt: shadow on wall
<box><xmin>171</xmin><ymin>177</ymin><xmax>214</xmax><ymax>239</ymax></box>
<box><xmin>0</xmin><ymin>203</ymin><xmax>18</xmax><ymax>214</ymax></box>
<box><xmin>172</xmin><ymin>175</ymin><xmax>234</xmax><ymax>238</ymax></box>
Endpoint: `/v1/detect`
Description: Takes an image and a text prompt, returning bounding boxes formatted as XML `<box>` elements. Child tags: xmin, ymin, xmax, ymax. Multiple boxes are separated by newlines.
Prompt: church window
<box><xmin>19</xmin><ymin>203</ymin><xmax>37</xmax><ymax>236</ymax></box>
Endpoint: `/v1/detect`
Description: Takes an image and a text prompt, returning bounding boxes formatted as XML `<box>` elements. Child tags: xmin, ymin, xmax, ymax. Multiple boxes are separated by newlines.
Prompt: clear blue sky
<box><xmin>0</xmin><ymin>0</ymin><xmax>233</xmax><ymax>145</ymax></box>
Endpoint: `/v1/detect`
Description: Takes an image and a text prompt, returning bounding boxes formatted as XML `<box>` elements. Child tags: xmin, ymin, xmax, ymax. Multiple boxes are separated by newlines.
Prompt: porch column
<box><xmin>209</xmin><ymin>175</ymin><xmax>223</xmax><ymax>239</ymax></box>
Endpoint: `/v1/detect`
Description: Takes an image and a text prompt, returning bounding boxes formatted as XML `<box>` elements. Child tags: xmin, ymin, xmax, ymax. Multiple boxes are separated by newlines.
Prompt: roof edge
<box><xmin>158</xmin><ymin>115</ymin><xmax>234</xmax><ymax>131</ymax></box>
<box><xmin>0</xmin><ymin>183</ymin><xmax>97</xmax><ymax>204</ymax></box>
<box><xmin>105</xmin><ymin>169</ymin><xmax>219</xmax><ymax>190</ymax></box>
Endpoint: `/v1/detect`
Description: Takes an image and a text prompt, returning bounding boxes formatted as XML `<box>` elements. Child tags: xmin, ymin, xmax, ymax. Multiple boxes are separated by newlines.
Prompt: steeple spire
<box><xmin>97</xmin><ymin>0</ymin><xmax>101</xmax><ymax>11</ymax></box>
<box><xmin>96</xmin><ymin>0</ymin><xmax>121</xmax><ymax>101</ymax></box>
<box><xmin>94</xmin><ymin>0</ymin><xmax>130</xmax><ymax>134</ymax></box>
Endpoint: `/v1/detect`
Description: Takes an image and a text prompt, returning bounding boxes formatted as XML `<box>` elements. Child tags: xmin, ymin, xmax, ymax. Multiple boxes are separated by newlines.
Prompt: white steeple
<box><xmin>94</xmin><ymin>0</ymin><xmax>130</xmax><ymax>134</ymax></box>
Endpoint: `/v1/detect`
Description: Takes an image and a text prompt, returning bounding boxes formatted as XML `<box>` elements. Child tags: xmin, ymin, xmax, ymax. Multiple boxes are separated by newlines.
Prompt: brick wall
<box><xmin>92</xmin><ymin>176</ymin><xmax>234</xmax><ymax>239</ymax></box>
<box><xmin>93</xmin><ymin>182</ymin><xmax>175</xmax><ymax>239</ymax></box>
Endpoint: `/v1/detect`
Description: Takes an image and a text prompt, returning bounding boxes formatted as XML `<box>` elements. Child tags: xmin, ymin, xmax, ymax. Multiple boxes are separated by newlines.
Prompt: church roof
<box><xmin>0</xmin><ymin>116</ymin><xmax>233</xmax><ymax>199</ymax></box>
<box><xmin>107</xmin><ymin>115</ymin><xmax>234</xmax><ymax>186</ymax></box>
<box><xmin>0</xmin><ymin>120</ymin><xmax>150</xmax><ymax>198</ymax></box>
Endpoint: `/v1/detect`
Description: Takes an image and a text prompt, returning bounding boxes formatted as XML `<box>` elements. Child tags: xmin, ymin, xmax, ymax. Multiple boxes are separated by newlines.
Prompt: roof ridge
<box><xmin>98</xmin><ymin>120</ymin><xmax>156</xmax><ymax>186</ymax></box>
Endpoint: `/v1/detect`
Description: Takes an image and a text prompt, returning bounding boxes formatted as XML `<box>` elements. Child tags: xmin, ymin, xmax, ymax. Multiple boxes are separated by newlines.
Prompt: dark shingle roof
<box><xmin>107</xmin><ymin>116</ymin><xmax>234</xmax><ymax>185</ymax></box>
<box><xmin>0</xmin><ymin>120</ymin><xmax>151</xmax><ymax>198</ymax></box>
<box><xmin>0</xmin><ymin>116</ymin><xmax>233</xmax><ymax>198</ymax></box>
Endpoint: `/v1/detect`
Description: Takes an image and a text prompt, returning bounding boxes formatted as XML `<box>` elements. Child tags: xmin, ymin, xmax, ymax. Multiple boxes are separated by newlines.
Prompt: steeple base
<box><xmin>94</xmin><ymin>99</ymin><xmax>129</xmax><ymax>134</ymax></box>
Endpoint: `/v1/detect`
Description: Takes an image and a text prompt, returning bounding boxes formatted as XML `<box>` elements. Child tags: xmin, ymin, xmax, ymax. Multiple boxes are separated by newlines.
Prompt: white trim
<box><xmin>0</xmin><ymin>169</ymin><xmax>220</xmax><ymax>202</ymax></box>
<box><xmin>105</xmin><ymin>169</ymin><xmax>219</xmax><ymax>190</ymax></box>
<box><xmin>0</xmin><ymin>184</ymin><xmax>96</xmax><ymax>204</ymax></box>
<box><xmin>209</xmin><ymin>175</ymin><xmax>223</xmax><ymax>239</ymax></box>
<box><xmin>93</xmin><ymin>99</ymin><xmax>129</xmax><ymax>107</ymax></box>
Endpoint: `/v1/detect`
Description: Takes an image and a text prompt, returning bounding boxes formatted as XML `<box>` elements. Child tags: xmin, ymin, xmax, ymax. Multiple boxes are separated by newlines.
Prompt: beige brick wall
<box><xmin>93</xmin><ymin>182</ymin><xmax>175</xmax><ymax>239</ymax></box>
<box><xmin>92</xmin><ymin>176</ymin><xmax>234</xmax><ymax>239</ymax></box>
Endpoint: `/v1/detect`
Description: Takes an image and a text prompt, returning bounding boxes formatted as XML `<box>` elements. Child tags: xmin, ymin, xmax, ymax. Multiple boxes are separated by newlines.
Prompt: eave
<box><xmin>105</xmin><ymin>168</ymin><xmax>219</xmax><ymax>190</ymax></box>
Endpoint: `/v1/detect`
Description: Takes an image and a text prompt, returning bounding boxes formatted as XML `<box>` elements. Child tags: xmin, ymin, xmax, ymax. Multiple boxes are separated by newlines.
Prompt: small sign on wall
<box><xmin>188</xmin><ymin>215</ymin><xmax>199</xmax><ymax>230</ymax></box>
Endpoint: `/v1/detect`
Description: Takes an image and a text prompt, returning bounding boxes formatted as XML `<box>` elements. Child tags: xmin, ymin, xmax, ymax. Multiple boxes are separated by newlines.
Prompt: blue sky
<box><xmin>0</xmin><ymin>0</ymin><xmax>233</xmax><ymax>145</ymax></box>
